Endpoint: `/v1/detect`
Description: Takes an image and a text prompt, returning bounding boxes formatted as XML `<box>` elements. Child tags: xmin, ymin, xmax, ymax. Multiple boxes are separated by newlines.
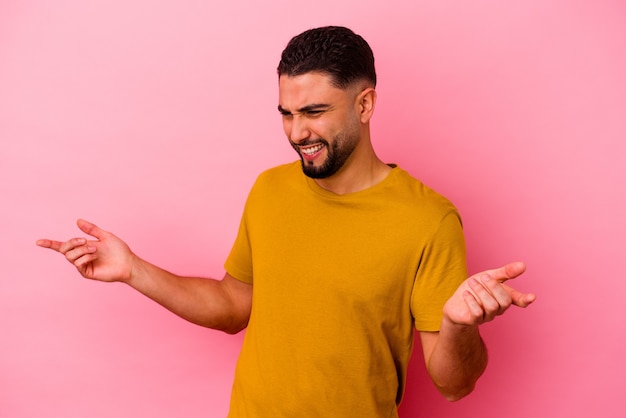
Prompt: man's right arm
<box><xmin>36</xmin><ymin>219</ymin><xmax>252</xmax><ymax>334</ymax></box>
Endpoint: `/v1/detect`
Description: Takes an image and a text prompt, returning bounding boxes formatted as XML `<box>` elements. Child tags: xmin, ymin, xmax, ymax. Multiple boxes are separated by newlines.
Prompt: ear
<box><xmin>357</xmin><ymin>87</ymin><xmax>377</xmax><ymax>124</ymax></box>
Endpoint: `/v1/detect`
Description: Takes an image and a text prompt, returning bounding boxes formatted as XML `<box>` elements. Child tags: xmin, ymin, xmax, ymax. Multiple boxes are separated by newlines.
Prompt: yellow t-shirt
<box><xmin>225</xmin><ymin>162</ymin><xmax>467</xmax><ymax>417</ymax></box>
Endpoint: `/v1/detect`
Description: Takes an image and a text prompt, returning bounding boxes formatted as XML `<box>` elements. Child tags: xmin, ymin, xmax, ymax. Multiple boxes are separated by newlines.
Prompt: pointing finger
<box><xmin>37</xmin><ymin>238</ymin><xmax>86</xmax><ymax>252</ymax></box>
<box><xmin>481</xmin><ymin>261</ymin><xmax>526</xmax><ymax>284</ymax></box>
<box><xmin>36</xmin><ymin>239</ymin><xmax>63</xmax><ymax>251</ymax></box>
<box><xmin>501</xmin><ymin>261</ymin><xmax>526</xmax><ymax>281</ymax></box>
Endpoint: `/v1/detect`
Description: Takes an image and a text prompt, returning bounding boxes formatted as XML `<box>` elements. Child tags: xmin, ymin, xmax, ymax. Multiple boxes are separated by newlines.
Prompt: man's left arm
<box><xmin>420</xmin><ymin>262</ymin><xmax>536</xmax><ymax>401</ymax></box>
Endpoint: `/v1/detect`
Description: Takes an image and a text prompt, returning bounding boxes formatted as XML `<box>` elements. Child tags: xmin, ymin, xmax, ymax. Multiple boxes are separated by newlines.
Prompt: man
<box><xmin>37</xmin><ymin>26</ymin><xmax>535</xmax><ymax>417</ymax></box>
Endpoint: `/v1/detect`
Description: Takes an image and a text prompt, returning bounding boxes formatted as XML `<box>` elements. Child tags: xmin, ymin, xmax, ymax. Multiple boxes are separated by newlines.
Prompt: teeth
<box><xmin>301</xmin><ymin>144</ymin><xmax>323</xmax><ymax>156</ymax></box>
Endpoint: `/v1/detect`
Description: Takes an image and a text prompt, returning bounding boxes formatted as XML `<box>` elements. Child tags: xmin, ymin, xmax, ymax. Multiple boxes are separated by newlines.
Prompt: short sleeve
<box><xmin>224</xmin><ymin>207</ymin><xmax>254</xmax><ymax>285</ymax></box>
<box><xmin>411</xmin><ymin>210</ymin><xmax>467</xmax><ymax>331</ymax></box>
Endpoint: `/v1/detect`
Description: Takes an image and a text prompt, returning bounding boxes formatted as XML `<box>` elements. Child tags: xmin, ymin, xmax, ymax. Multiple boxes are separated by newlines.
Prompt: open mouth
<box><xmin>300</xmin><ymin>143</ymin><xmax>324</xmax><ymax>156</ymax></box>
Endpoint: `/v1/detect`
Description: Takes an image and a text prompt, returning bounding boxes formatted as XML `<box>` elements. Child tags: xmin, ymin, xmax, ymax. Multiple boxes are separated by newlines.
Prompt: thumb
<box><xmin>77</xmin><ymin>219</ymin><xmax>106</xmax><ymax>240</ymax></box>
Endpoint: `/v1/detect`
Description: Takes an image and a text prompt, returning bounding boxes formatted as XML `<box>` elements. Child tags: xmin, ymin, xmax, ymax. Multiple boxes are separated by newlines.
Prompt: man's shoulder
<box><xmin>257</xmin><ymin>161</ymin><xmax>301</xmax><ymax>181</ymax></box>
<box><xmin>248</xmin><ymin>161</ymin><xmax>302</xmax><ymax>196</ymax></box>
<box><xmin>389</xmin><ymin>166</ymin><xmax>459</xmax><ymax>215</ymax></box>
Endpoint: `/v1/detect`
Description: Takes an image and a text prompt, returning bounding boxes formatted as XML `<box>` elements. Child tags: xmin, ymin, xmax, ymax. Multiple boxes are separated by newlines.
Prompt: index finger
<box><xmin>482</xmin><ymin>261</ymin><xmax>527</xmax><ymax>283</ymax></box>
<box><xmin>36</xmin><ymin>239</ymin><xmax>63</xmax><ymax>252</ymax></box>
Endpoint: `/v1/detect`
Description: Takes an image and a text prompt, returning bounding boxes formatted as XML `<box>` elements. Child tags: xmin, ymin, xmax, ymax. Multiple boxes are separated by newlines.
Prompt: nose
<box><xmin>285</xmin><ymin>114</ymin><xmax>310</xmax><ymax>144</ymax></box>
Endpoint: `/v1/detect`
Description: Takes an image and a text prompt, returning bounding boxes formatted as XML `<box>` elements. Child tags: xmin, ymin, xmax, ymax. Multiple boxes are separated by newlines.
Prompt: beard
<box><xmin>291</xmin><ymin>129</ymin><xmax>360</xmax><ymax>179</ymax></box>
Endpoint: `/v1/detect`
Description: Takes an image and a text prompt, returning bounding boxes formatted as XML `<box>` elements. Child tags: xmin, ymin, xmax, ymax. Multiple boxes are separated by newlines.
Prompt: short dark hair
<box><xmin>277</xmin><ymin>26</ymin><xmax>376</xmax><ymax>89</ymax></box>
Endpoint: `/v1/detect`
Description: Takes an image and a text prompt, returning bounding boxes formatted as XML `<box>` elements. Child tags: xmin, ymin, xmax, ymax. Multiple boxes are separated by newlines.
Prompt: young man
<box><xmin>37</xmin><ymin>26</ymin><xmax>535</xmax><ymax>417</ymax></box>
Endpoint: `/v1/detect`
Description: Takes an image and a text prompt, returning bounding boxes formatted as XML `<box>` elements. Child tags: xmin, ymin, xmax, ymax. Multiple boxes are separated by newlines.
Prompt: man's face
<box><xmin>278</xmin><ymin>73</ymin><xmax>362</xmax><ymax>179</ymax></box>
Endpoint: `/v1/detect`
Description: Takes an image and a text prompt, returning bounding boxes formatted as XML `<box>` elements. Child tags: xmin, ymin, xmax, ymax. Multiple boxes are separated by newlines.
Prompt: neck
<box><xmin>313</xmin><ymin>141</ymin><xmax>392</xmax><ymax>195</ymax></box>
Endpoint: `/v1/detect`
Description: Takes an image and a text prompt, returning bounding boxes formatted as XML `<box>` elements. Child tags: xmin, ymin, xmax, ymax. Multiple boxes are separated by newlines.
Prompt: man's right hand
<box><xmin>36</xmin><ymin>219</ymin><xmax>136</xmax><ymax>283</ymax></box>
<box><xmin>37</xmin><ymin>219</ymin><xmax>252</xmax><ymax>333</ymax></box>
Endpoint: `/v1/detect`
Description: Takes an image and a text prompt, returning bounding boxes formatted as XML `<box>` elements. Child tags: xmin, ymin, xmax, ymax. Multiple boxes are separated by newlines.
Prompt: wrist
<box><xmin>440</xmin><ymin>315</ymin><xmax>480</xmax><ymax>338</ymax></box>
<box><xmin>124</xmin><ymin>252</ymin><xmax>143</xmax><ymax>285</ymax></box>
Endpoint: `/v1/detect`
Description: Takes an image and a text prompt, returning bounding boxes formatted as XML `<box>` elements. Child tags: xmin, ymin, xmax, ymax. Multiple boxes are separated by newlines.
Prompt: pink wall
<box><xmin>2</xmin><ymin>1</ymin><xmax>624</xmax><ymax>417</ymax></box>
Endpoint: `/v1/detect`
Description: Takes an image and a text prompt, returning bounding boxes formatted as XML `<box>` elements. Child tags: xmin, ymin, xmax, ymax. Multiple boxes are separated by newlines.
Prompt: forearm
<box><xmin>425</xmin><ymin>318</ymin><xmax>488</xmax><ymax>401</ymax></box>
<box><xmin>36</xmin><ymin>220</ymin><xmax>251</xmax><ymax>333</ymax></box>
<box><xmin>125</xmin><ymin>256</ymin><xmax>248</xmax><ymax>334</ymax></box>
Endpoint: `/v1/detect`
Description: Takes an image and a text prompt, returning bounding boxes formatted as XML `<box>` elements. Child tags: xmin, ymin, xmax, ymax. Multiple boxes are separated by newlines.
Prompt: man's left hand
<box><xmin>443</xmin><ymin>261</ymin><xmax>536</xmax><ymax>327</ymax></box>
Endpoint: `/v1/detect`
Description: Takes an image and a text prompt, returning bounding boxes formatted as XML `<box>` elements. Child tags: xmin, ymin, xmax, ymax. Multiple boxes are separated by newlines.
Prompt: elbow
<box><xmin>195</xmin><ymin>314</ymin><xmax>248</xmax><ymax>335</ymax></box>
<box><xmin>222</xmin><ymin>323</ymin><xmax>248</xmax><ymax>335</ymax></box>
<box><xmin>438</xmin><ymin>383</ymin><xmax>476</xmax><ymax>402</ymax></box>
<box><xmin>430</xmin><ymin>373</ymin><xmax>480</xmax><ymax>402</ymax></box>
<box><xmin>217</xmin><ymin>316</ymin><xmax>250</xmax><ymax>335</ymax></box>
<box><xmin>428</xmin><ymin>367</ymin><xmax>482</xmax><ymax>402</ymax></box>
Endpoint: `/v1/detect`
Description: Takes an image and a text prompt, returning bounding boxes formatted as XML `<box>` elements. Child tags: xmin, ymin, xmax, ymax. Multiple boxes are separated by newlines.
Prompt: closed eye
<box><xmin>278</xmin><ymin>104</ymin><xmax>331</xmax><ymax>119</ymax></box>
<box><xmin>302</xmin><ymin>110</ymin><xmax>325</xmax><ymax>117</ymax></box>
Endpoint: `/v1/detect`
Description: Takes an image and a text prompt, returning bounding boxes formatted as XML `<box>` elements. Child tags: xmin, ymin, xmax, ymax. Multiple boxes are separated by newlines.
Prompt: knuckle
<box><xmin>502</xmin><ymin>294</ymin><xmax>513</xmax><ymax>306</ymax></box>
<box><xmin>483</xmin><ymin>300</ymin><xmax>499</xmax><ymax>314</ymax></box>
<box><xmin>64</xmin><ymin>250</ymin><xmax>75</xmax><ymax>262</ymax></box>
<box><xmin>75</xmin><ymin>252</ymin><xmax>95</xmax><ymax>268</ymax></box>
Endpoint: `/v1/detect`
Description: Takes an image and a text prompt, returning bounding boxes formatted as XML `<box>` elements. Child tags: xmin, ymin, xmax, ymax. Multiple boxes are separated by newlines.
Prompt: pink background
<box><xmin>1</xmin><ymin>1</ymin><xmax>625</xmax><ymax>417</ymax></box>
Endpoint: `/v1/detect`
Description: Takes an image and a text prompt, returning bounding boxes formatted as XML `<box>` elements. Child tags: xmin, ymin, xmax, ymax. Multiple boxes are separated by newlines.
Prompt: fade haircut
<box><xmin>277</xmin><ymin>26</ymin><xmax>376</xmax><ymax>89</ymax></box>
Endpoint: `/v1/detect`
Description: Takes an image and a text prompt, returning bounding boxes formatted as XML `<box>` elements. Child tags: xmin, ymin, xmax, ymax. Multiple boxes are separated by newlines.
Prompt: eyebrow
<box><xmin>277</xmin><ymin>103</ymin><xmax>332</xmax><ymax>115</ymax></box>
